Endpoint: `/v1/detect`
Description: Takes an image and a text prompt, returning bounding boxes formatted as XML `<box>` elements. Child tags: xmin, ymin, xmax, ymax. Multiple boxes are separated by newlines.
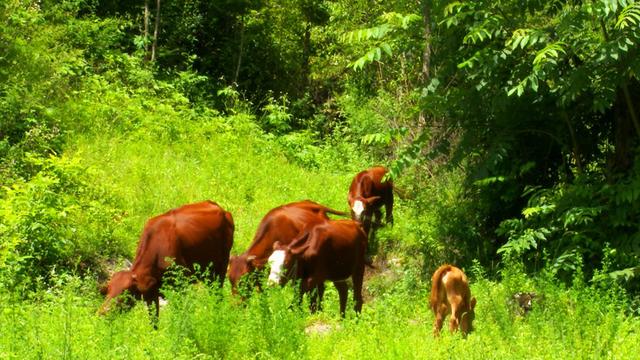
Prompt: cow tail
<box><xmin>430</xmin><ymin>265</ymin><xmax>450</xmax><ymax>312</ymax></box>
<box><xmin>321</xmin><ymin>206</ymin><xmax>349</xmax><ymax>218</ymax></box>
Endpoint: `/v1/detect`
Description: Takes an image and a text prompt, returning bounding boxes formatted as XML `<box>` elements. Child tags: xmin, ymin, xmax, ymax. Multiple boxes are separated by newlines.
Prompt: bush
<box><xmin>0</xmin><ymin>155</ymin><xmax>127</xmax><ymax>292</ymax></box>
<box><xmin>496</xmin><ymin>160</ymin><xmax>640</xmax><ymax>290</ymax></box>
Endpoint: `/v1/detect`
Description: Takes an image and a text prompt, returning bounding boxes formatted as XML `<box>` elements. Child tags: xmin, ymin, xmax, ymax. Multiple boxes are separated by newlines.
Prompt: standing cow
<box><xmin>227</xmin><ymin>200</ymin><xmax>346</xmax><ymax>294</ymax></box>
<box><xmin>430</xmin><ymin>264</ymin><xmax>477</xmax><ymax>336</ymax></box>
<box><xmin>99</xmin><ymin>200</ymin><xmax>234</xmax><ymax>317</ymax></box>
<box><xmin>348</xmin><ymin>166</ymin><xmax>393</xmax><ymax>235</ymax></box>
<box><xmin>267</xmin><ymin>219</ymin><xmax>367</xmax><ymax>317</ymax></box>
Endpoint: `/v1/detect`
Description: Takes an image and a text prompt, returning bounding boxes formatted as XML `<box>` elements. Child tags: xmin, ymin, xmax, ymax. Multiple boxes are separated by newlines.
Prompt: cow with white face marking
<box><xmin>267</xmin><ymin>219</ymin><xmax>367</xmax><ymax>317</ymax></box>
<box><xmin>348</xmin><ymin>166</ymin><xmax>394</xmax><ymax>235</ymax></box>
<box><xmin>227</xmin><ymin>200</ymin><xmax>347</xmax><ymax>295</ymax></box>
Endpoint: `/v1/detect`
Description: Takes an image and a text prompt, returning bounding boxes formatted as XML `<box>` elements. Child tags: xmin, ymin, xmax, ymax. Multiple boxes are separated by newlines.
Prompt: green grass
<box><xmin>1</xmin><ymin>273</ymin><xmax>638</xmax><ymax>359</ymax></box>
<box><xmin>2</xmin><ymin>112</ymin><xmax>638</xmax><ymax>359</ymax></box>
<box><xmin>68</xmin><ymin>113</ymin><xmax>368</xmax><ymax>254</ymax></box>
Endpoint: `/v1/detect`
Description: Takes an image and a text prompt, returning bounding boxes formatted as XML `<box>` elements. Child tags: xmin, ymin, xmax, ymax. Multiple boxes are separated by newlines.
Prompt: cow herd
<box><xmin>99</xmin><ymin>166</ymin><xmax>476</xmax><ymax>336</ymax></box>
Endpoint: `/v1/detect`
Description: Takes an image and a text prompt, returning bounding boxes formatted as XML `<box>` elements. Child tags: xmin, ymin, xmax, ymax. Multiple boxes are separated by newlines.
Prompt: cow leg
<box><xmin>352</xmin><ymin>264</ymin><xmax>364</xmax><ymax>315</ymax></box>
<box><xmin>316</xmin><ymin>283</ymin><xmax>326</xmax><ymax>312</ymax></box>
<box><xmin>385</xmin><ymin>196</ymin><xmax>394</xmax><ymax>226</ymax></box>
<box><xmin>300</xmin><ymin>278</ymin><xmax>317</xmax><ymax>312</ymax></box>
<box><xmin>296</xmin><ymin>280</ymin><xmax>306</xmax><ymax>308</ymax></box>
<box><xmin>372</xmin><ymin>208</ymin><xmax>383</xmax><ymax>228</ymax></box>
<box><xmin>308</xmin><ymin>281</ymin><xmax>323</xmax><ymax>313</ymax></box>
<box><xmin>144</xmin><ymin>292</ymin><xmax>160</xmax><ymax>330</ymax></box>
<box><xmin>449</xmin><ymin>306</ymin><xmax>461</xmax><ymax>333</ymax></box>
<box><xmin>362</xmin><ymin>216</ymin><xmax>372</xmax><ymax>237</ymax></box>
<box><xmin>433</xmin><ymin>312</ymin><xmax>444</xmax><ymax>337</ymax></box>
<box><xmin>214</xmin><ymin>260</ymin><xmax>228</xmax><ymax>289</ymax></box>
<box><xmin>334</xmin><ymin>281</ymin><xmax>349</xmax><ymax>317</ymax></box>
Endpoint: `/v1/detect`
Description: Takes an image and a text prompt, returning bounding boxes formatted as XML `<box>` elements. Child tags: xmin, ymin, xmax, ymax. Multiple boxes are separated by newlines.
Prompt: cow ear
<box><xmin>470</xmin><ymin>297</ymin><xmax>477</xmax><ymax>310</ymax></box>
<box><xmin>289</xmin><ymin>232</ymin><xmax>310</xmax><ymax>249</ymax></box>
<box><xmin>365</xmin><ymin>196</ymin><xmax>381</xmax><ymax>204</ymax></box>
<box><xmin>290</xmin><ymin>242</ymin><xmax>310</xmax><ymax>256</ymax></box>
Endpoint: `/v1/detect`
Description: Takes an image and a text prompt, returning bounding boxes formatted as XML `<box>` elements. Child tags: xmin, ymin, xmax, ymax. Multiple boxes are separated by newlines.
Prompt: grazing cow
<box><xmin>430</xmin><ymin>264</ymin><xmax>477</xmax><ymax>336</ymax></box>
<box><xmin>227</xmin><ymin>200</ymin><xmax>346</xmax><ymax>294</ymax></box>
<box><xmin>99</xmin><ymin>201</ymin><xmax>234</xmax><ymax>317</ymax></box>
<box><xmin>267</xmin><ymin>219</ymin><xmax>367</xmax><ymax>317</ymax></box>
<box><xmin>348</xmin><ymin>166</ymin><xmax>393</xmax><ymax>234</ymax></box>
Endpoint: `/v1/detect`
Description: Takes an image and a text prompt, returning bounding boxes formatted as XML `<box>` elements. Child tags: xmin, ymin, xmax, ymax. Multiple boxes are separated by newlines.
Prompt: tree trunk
<box><xmin>420</xmin><ymin>0</ymin><xmax>432</xmax><ymax>83</ymax></box>
<box><xmin>151</xmin><ymin>0</ymin><xmax>161</xmax><ymax>62</ymax></box>
<box><xmin>233</xmin><ymin>16</ymin><xmax>245</xmax><ymax>85</ymax></box>
<box><xmin>621</xmin><ymin>82</ymin><xmax>640</xmax><ymax>138</ymax></box>
<box><xmin>418</xmin><ymin>0</ymin><xmax>432</xmax><ymax>125</ymax></box>
<box><xmin>301</xmin><ymin>22</ymin><xmax>312</xmax><ymax>93</ymax></box>
<box><xmin>144</xmin><ymin>0</ymin><xmax>150</xmax><ymax>61</ymax></box>
<box><xmin>561</xmin><ymin>111</ymin><xmax>582</xmax><ymax>175</ymax></box>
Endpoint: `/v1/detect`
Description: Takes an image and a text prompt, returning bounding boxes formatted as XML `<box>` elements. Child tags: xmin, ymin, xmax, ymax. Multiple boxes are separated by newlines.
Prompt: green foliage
<box><xmin>0</xmin><ymin>155</ymin><xmax>125</xmax><ymax>291</ymax></box>
<box><xmin>261</xmin><ymin>95</ymin><xmax>294</xmax><ymax>134</ymax></box>
<box><xmin>342</xmin><ymin>12</ymin><xmax>420</xmax><ymax>71</ymax></box>
<box><xmin>497</xmin><ymin>160</ymin><xmax>640</xmax><ymax>286</ymax></box>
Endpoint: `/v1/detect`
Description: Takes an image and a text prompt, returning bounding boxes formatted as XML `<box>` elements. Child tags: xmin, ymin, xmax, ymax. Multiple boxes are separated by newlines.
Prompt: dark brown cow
<box><xmin>227</xmin><ymin>200</ymin><xmax>346</xmax><ymax>294</ymax></box>
<box><xmin>348</xmin><ymin>166</ymin><xmax>393</xmax><ymax>234</ymax></box>
<box><xmin>430</xmin><ymin>264</ymin><xmax>477</xmax><ymax>336</ymax></box>
<box><xmin>99</xmin><ymin>201</ymin><xmax>234</xmax><ymax>317</ymax></box>
<box><xmin>267</xmin><ymin>219</ymin><xmax>367</xmax><ymax>317</ymax></box>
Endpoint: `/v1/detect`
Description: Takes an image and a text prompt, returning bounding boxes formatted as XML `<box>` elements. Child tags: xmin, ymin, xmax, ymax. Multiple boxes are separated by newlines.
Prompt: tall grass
<box><xmin>1</xmin><ymin>271</ymin><xmax>638</xmax><ymax>359</ymax></box>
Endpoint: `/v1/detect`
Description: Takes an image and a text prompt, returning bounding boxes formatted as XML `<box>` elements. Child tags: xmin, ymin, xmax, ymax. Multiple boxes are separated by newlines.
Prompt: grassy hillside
<box><xmin>1</xmin><ymin>4</ymin><xmax>639</xmax><ymax>358</ymax></box>
<box><xmin>68</xmin><ymin>112</ymin><xmax>371</xmax><ymax>254</ymax></box>
<box><xmin>2</xmin><ymin>111</ymin><xmax>638</xmax><ymax>359</ymax></box>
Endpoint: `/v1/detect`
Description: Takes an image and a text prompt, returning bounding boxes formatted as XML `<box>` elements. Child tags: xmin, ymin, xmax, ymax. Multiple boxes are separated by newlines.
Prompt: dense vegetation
<box><xmin>1</xmin><ymin>0</ymin><xmax>639</xmax><ymax>358</ymax></box>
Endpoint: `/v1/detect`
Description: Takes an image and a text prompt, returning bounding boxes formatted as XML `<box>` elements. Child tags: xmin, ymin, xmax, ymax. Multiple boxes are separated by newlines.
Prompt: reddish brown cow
<box><xmin>430</xmin><ymin>264</ymin><xmax>477</xmax><ymax>336</ymax></box>
<box><xmin>99</xmin><ymin>201</ymin><xmax>234</xmax><ymax>317</ymax></box>
<box><xmin>348</xmin><ymin>166</ymin><xmax>393</xmax><ymax>234</ymax></box>
<box><xmin>227</xmin><ymin>200</ymin><xmax>346</xmax><ymax>293</ymax></box>
<box><xmin>267</xmin><ymin>219</ymin><xmax>367</xmax><ymax>317</ymax></box>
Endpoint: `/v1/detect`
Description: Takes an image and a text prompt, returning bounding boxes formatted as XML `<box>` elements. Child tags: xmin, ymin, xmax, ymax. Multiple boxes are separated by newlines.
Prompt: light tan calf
<box><xmin>430</xmin><ymin>264</ymin><xmax>476</xmax><ymax>336</ymax></box>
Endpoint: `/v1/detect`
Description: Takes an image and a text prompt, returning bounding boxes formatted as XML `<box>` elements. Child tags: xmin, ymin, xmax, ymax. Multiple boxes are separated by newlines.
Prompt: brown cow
<box><xmin>99</xmin><ymin>201</ymin><xmax>234</xmax><ymax>317</ymax></box>
<box><xmin>227</xmin><ymin>200</ymin><xmax>346</xmax><ymax>294</ymax></box>
<box><xmin>430</xmin><ymin>264</ymin><xmax>477</xmax><ymax>336</ymax></box>
<box><xmin>267</xmin><ymin>219</ymin><xmax>367</xmax><ymax>317</ymax></box>
<box><xmin>348</xmin><ymin>166</ymin><xmax>393</xmax><ymax>234</ymax></box>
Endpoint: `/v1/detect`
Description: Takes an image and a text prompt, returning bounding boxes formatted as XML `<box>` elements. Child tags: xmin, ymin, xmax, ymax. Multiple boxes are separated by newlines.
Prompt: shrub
<box><xmin>0</xmin><ymin>155</ymin><xmax>127</xmax><ymax>292</ymax></box>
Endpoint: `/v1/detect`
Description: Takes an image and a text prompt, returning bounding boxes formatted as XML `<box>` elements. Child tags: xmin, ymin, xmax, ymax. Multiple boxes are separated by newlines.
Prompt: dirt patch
<box><xmin>362</xmin><ymin>255</ymin><xmax>403</xmax><ymax>302</ymax></box>
<box><xmin>305</xmin><ymin>321</ymin><xmax>338</xmax><ymax>336</ymax></box>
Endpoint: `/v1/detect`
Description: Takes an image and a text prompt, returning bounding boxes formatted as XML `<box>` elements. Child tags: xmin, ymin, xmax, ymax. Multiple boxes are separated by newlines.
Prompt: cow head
<box><xmin>350</xmin><ymin>196</ymin><xmax>381</xmax><ymax>221</ymax></box>
<box><xmin>98</xmin><ymin>270</ymin><xmax>141</xmax><ymax>315</ymax></box>
<box><xmin>267</xmin><ymin>240</ymin><xmax>307</xmax><ymax>286</ymax></box>
<box><xmin>228</xmin><ymin>254</ymin><xmax>267</xmax><ymax>294</ymax></box>
<box><xmin>460</xmin><ymin>297</ymin><xmax>477</xmax><ymax>335</ymax></box>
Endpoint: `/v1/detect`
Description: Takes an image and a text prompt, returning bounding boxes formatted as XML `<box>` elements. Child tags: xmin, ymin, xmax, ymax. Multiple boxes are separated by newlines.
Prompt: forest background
<box><xmin>1</xmin><ymin>0</ymin><xmax>640</xmax><ymax>358</ymax></box>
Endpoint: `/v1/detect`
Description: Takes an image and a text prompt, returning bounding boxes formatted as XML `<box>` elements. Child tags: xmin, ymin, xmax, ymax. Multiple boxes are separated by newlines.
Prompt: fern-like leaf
<box><xmin>615</xmin><ymin>2</ymin><xmax>640</xmax><ymax>29</ymax></box>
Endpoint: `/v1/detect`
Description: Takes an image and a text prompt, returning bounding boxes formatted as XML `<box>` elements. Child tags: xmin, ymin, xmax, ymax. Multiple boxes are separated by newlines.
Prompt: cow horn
<box><xmin>124</xmin><ymin>259</ymin><xmax>133</xmax><ymax>268</ymax></box>
<box><xmin>247</xmin><ymin>255</ymin><xmax>256</xmax><ymax>262</ymax></box>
